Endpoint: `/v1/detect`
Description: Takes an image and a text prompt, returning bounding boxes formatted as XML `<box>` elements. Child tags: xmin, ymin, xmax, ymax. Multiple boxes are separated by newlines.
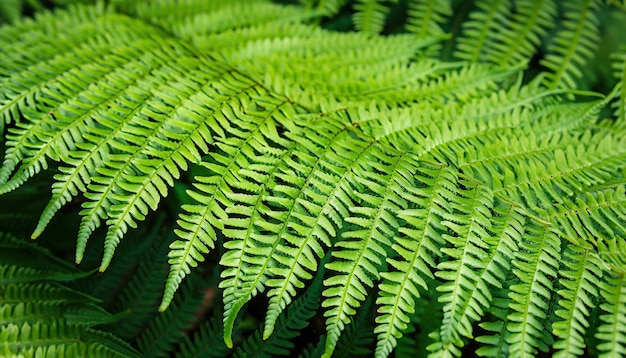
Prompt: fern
<box><xmin>540</xmin><ymin>0</ymin><xmax>601</xmax><ymax>89</ymax></box>
<box><xmin>405</xmin><ymin>0</ymin><xmax>452</xmax><ymax>38</ymax></box>
<box><xmin>352</xmin><ymin>0</ymin><xmax>394</xmax><ymax>34</ymax></box>
<box><xmin>0</xmin><ymin>234</ymin><xmax>137</xmax><ymax>357</ymax></box>
<box><xmin>1</xmin><ymin>0</ymin><xmax>626</xmax><ymax>357</ymax></box>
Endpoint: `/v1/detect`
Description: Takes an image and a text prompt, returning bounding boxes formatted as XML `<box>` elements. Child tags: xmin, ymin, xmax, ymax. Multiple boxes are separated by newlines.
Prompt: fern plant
<box><xmin>1</xmin><ymin>0</ymin><xmax>626</xmax><ymax>356</ymax></box>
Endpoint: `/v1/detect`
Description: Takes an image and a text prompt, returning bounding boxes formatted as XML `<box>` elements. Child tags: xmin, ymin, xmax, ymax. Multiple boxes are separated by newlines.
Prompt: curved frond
<box><xmin>595</xmin><ymin>271</ymin><xmax>626</xmax><ymax>356</ymax></box>
<box><xmin>0</xmin><ymin>235</ymin><xmax>138</xmax><ymax>358</ymax></box>
<box><xmin>505</xmin><ymin>220</ymin><xmax>560</xmax><ymax>357</ymax></box>
<box><xmin>405</xmin><ymin>0</ymin><xmax>452</xmax><ymax>38</ymax></box>
<box><xmin>374</xmin><ymin>163</ymin><xmax>455</xmax><ymax>357</ymax></box>
<box><xmin>454</xmin><ymin>0</ymin><xmax>513</xmax><ymax>64</ymax></box>
<box><xmin>352</xmin><ymin>0</ymin><xmax>394</xmax><ymax>35</ymax></box>
<box><xmin>611</xmin><ymin>49</ymin><xmax>626</xmax><ymax>127</ymax></box>
<box><xmin>1</xmin><ymin>1</ymin><xmax>626</xmax><ymax>357</ymax></box>
<box><xmin>482</xmin><ymin>0</ymin><xmax>557</xmax><ymax>67</ymax></box>
<box><xmin>552</xmin><ymin>247</ymin><xmax>603</xmax><ymax>357</ymax></box>
<box><xmin>540</xmin><ymin>0</ymin><xmax>601</xmax><ymax>89</ymax></box>
<box><xmin>234</xmin><ymin>254</ymin><xmax>325</xmax><ymax>358</ymax></box>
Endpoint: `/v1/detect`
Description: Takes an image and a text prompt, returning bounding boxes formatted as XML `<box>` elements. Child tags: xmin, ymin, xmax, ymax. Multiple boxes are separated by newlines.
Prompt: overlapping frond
<box><xmin>612</xmin><ymin>49</ymin><xmax>626</xmax><ymax>127</ymax></box>
<box><xmin>176</xmin><ymin>309</ymin><xmax>229</xmax><ymax>358</ymax></box>
<box><xmin>552</xmin><ymin>247</ymin><xmax>602</xmax><ymax>357</ymax></box>
<box><xmin>234</xmin><ymin>254</ymin><xmax>325</xmax><ymax>357</ymax></box>
<box><xmin>0</xmin><ymin>234</ymin><xmax>137</xmax><ymax>357</ymax></box>
<box><xmin>474</xmin><ymin>281</ymin><xmax>514</xmax><ymax>357</ymax></box>
<box><xmin>454</xmin><ymin>0</ymin><xmax>513</xmax><ymax>63</ymax></box>
<box><xmin>352</xmin><ymin>0</ymin><xmax>394</xmax><ymax>35</ymax></box>
<box><xmin>457</xmin><ymin>0</ymin><xmax>557</xmax><ymax>67</ymax></box>
<box><xmin>374</xmin><ymin>163</ymin><xmax>455</xmax><ymax>357</ymax></box>
<box><xmin>596</xmin><ymin>272</ymin><xmax>626</xmax><ymax>356</ymax></box>
<box><xmin>1</xmin><ymin>1</ymin><xmax>626</xmax><ymax>357</ymax></box>
<box><xmin>506</xmin><ymin>220</ymin><xmax>560</xmax><ymax>356</ymax></box>
<box><xmin>405</xmin><ymin>0</ymin><xmax>452</xmax><ymax>38</ymax></box>
<box><xmin>136</xmin><ymin>274</ymin><xmax>207</xmax><ymax>357</ymax></box>
<box><xmin>488</xmin><ymin>0</ymin><xmax>557</xmax><ymax>67</ymax></box>
<box><xmin>540</xmin><ymin>0</ymin><xmax>601</xmax><ymax>89</ymax></box>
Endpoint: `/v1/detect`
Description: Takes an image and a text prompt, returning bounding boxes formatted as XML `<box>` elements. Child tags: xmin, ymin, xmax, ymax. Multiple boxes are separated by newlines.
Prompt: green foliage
<box><xmin>0</xmin><ymin>234</ymin><xmax>138</xmax><ymax>357</ymax></box>
<box><xmin>1</xmin><ymin>0</ymin><xmax>626</xmax><ymax>357</ymax></box>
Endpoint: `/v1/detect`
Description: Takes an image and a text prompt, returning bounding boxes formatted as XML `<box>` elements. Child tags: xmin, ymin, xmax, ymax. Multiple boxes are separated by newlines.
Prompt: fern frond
<box><xmin>2</xmin><ymin>2</ymin><xmax>626</xmax><ymax>357</ymax></box>
<box><xmin>31</xmin><ymin>42</ymin><xmax>194</xmax><ymax>239</ymax></box>
<box><xmin>547</xmin><ymin>186</ymin><xmax>626</xmax><ymax>252</ymax></box>
<box><xmin>352</xmin><ymin>0</ymin><xmax>394</xmax><ymax>35</ymax></box>
<box><xmin>177</xmin><ymin>308</ymin><xmax>229</xmax><ymax>358</ymax></box>
<box><xmin>429</xmin><ymin>180</ymin><xmax>495</xmax><ymax>355</ymax></box>
<box><xmin>162</xmin><ymin>88</ymin><xmax>294</xmax><ymax>312</ymax></box>
<box><xmin>219</xmin><ymin>118</ymin><xmax>366</xmax><ymax>347</ymax></box>
<box><xmin>0</xmin><ymin>235</ymin><xmax>137</xmax><ymax>357</ymax></box>
<box><xmin>262</xmin><ymin>123</ymin><xmax>375</xmax><ymax>339</ymax></box>
<box><xmin>234</xmin><ymin>254</ymin><xmax>325</xmax><ymax>357</ymax></box>
<box><xmin>95</xmin><ymin>67</ymin><xmax>252</xmax><ymax>271</ymax></box>
<box><xmin>374</xmin><ymin>163</ymin><xmax>455</xmax><ymax>357</ymax></box>
<box><xmin>475</xmin><ymin>284</ymin><xmax>512</xmax><ymax>356</ymax></box>
<box><xmin>333</xmin><ymin>295</ymin><xmax>375</xmax><ymax>357</ymax></box>
<box><xmin>454</xmin><ymin>0</ymin><xmax>513</xmax><ymax>64</ymax></box>
<box><xmin>482</xmin><ymin>0</ymin><xmax>557</xmax><ymax>67</ymax></box>
<box><xmin>321</xmin><ymin>147</ymin><xmax>418</xmax><ymax>357</ymax></box>
<box><xmin>173</xmin><ymin>1</ymin><xmax>317</xmax><ymax>40</ymax></box>
<box><xmin>431</xmin><ymin>195</ymin><xmax>525</xmax><ymax>357</ymax></box>
<box><xmin>552</xmin><ymin>247</ymin><xmax>602</xmax><ymax>357</ymax></box>
<box><xmin>320</xmin><ymin>140</ymin><xmax>408</xmax><ymax>356</ymax></box>
<box><xmin>164</xmin><ymin>98</ymin><xmax>296</xmax><ymax>337</ymax></box>
<box><xmin>540</xmin><ymin>0</ymin><xmax>601</xmax><ymax>89</ymax></box>
<box><xmin>104</xmin><ymin>232</ymin><xmax>172</xmax><ymax>338</ymax></box>
<box><xmin>611</xmin><ymin>49</ymin><xmax>626</xmax><ymax>126</ymax></box>
<box><xmin>595</xmin><ymin>271</ymin><xmax>626</xmax><ymax>356</ymax></box>
<box><xmin>505</xmin><ymin>220</ymin><xmax>559</xmax><ymax>356</ymax></box>
<box><xmin>487</xmin><ymin>100</ymin><xmax>624</xmax><ymax>206</ymax></box>
<box><xmin>405</xmin><ymin>0</ymin><xmax>452</xmax><ymax>38</ymax></box>
<box><xmin>136</xmin><ymin>274</ymin><xmax>207</xmax><ymax>357</ymax></box>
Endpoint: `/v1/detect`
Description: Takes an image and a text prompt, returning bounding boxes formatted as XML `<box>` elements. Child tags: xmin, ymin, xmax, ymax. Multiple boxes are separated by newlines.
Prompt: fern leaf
<box><xmin>262</xmin><ymin>122</ymin><xmax>375</xmax><ymax>339</ymax></box>
<box><xmin>104</xmin><ymin>231</ymin><xmax>172</xmax><ymax>339</ymax></box>
<box><xmin>320</xmin><ymin>143</ymin><xmax>407</xmax><ymax>356</ymax></box>
<box><xmin>31</xmin><ymin>43</ymin><xmax>191</xmax><ymax>239</ymax></box>
<box><xmin>324</xmin><ymin>147</ymin><xmax>416</xmax><ymax>357</ymax></box>
<box><xmin>353</xmin><ymin>0</ymin><xmax>395</xmax><ymax>35</ymax></box>
<box><xmin>97</xmin><ymin>66</ymin><xmax>251</xmax><ymax>271</ymax></box>
<box><xmin>428</xmin><ymin>180</ymin><xmax>495</xmax><ymax>355</ymax></box>
<box><xmin>454</xmin><ymin>0</ymin><xmax>513</xmax><ymax>63</ymax></box>
<box><xmin>493</xmin><ymin>127</ymin><xmax>625</xmax><ymax>210</ymax></box>
<box><xmin>0</xmin><ymin>236</ymin><xmax>137</xmax><ymax>358</ymax></box>
<box><xmin>484</xmin><ymin>0</ymin><xmax>557</xmax><ymax>67</ymax></box>
<box><xmin>552</xmin><ymin>247</ymin><xmax>602</xmax><ymax>357</ymax></box>
<box><xmin>177</xmin><ymin>309</ymin><xmax>229</xmax><ymax>358</ymax></box>
<box><xmin>220</xmin><ymin>118</ymin><xmax>365</xmax><ymax>347</ymax></box>
<box><xmin>334</xmin><ymin>295</ymin><xmax>376</xmax><ymax>358</ymax></box>
<box><xmin>595</xmin><ymin>271</ymin><xmax>626</xmax><ymax>356</ymax></box>
<box><xmin>405</xmin><ymin>0</ymin><xmax>452</xmax><ymax>38</ymax></box>
<box><xmin>234</xmin><ymin>254</ymin><xmax>325</xmax><ymax>358</ymax></box>
<box><xmin>165</xmin><ymin>1</ymin><xmax>316</xmax><ymax>40</ymax></box>
<box><xmin>374</xmin><ymin>163</ymin><xmax>454</xmax><ymax>357</ymax></box>
<box><xmin>136</xmin><ymin>275</ymin><xmax>207</xmax><ymax>357</ymax></box>
<box><xmin>162</xmin><ymin>90</ymin><xmax>293</xmax><ymax>312</ymax></box>
<box><xmin>540</xmin><ymin>0</ymin><xmax>601</xmax><ymax>89</ymax></box>
<box><xmin>611</xmin><ymin>49</ymin><xmax>626</xmax><ymax>127</ymax></box>
<box><xmin>475</xmin><ymin>283</ymin><xmax>513</xmax><ymax>357</ymax></box>
<box><xmin>506</xmin><ymin>220</ymin><xmax>560</xmax><ymax>356</ymax></box>
<box><xmin>548</xmin><ymin>186</ymin><xmax>626</xmax><ymax>252</ymax></box>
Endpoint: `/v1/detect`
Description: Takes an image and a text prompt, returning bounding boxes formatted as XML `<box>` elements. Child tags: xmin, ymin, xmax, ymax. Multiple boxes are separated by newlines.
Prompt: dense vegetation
<box><xmin>1</xmin><ymin>0</ymin><xmax>626</xmax><ymax>357</ymax></box>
